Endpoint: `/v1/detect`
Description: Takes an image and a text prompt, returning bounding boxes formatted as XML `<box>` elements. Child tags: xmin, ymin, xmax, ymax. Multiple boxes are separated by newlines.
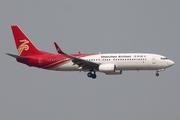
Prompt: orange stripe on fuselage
<box><xmin>43</xmin><ymin>59</ymin><xmax>70</xmax><ymax>69</ymax></box>
<box><xmin>46</xmin><ymin>61</ymin><xmax>70</xmax><ymax>70</ymax></box>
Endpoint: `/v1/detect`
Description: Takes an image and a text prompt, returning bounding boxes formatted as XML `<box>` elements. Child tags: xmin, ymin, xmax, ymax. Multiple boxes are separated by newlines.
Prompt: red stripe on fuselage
<box><xmin>43</xmin><ymin>53</ymin><xmax>96</xmax><ymax>69</ymax></box>
<box><xmin>43</xmin><ymin>58</ymin><xmax>71</xmax><ymax>69</ymax></box>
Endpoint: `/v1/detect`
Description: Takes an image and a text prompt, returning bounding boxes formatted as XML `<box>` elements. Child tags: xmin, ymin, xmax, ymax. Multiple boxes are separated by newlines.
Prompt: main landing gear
<box><xmin>87</xmin><ymin>70</ymin><xmax>97</xmax><ymax>79</ymax></box>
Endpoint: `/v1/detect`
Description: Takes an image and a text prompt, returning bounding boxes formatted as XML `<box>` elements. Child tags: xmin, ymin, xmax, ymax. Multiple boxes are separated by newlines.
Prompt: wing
<box><xmin>54</xmin><ymin>42</ymin><xmax>100</xmax><ymax>70</ymax></box>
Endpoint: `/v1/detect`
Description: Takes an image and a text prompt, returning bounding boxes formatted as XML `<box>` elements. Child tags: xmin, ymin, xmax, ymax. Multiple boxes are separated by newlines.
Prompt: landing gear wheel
<box><xmin>87</xmin><ymin>72</ymin><xmax>92</xmax><ymax>77</ymax></box>
<box><xmin>87</xmin><ymin>70</ymin><xmax>97</xmax><ymax>79</ymax></box>
<box><xmin>156</xmin><ymin>72</ymin><xmax>159</xmax><ymax>77</ymax></box>
<box><xmin>91</xmin><ymin>74</ymin><xmax>97</xmax><ymax>79</ymax></box>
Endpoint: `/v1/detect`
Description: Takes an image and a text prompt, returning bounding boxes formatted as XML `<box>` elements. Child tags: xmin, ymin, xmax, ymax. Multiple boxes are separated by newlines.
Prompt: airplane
<box><xmin>6</xmin><ymin>25</ymin><xmax>174</xmax><ymax>79</ymax></box>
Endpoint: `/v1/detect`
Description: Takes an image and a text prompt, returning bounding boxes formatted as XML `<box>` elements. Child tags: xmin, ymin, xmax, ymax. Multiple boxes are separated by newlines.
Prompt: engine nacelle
<box><xmin>99</xmin><ymin>64</ymin><xmax>122</xmax><ymax>75</ymax></box>
<box><xmin>99</xmin><ymin>64</ymin><xmax>116</xmax><ymax>72</ymax></box>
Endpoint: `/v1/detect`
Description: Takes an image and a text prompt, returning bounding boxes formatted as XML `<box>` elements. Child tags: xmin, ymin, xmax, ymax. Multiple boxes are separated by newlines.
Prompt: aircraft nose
<box><xmin>169</xmin><ymin>60</ymin><xmax>174</xmax><ymax>66</ymax></box>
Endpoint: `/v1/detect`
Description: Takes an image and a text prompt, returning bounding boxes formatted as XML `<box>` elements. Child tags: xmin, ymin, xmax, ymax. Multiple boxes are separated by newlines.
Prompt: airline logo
<box><xmin>17</xmin><ymin>39</ymin><xmax>29</xmax><ymax>55</ymax></box>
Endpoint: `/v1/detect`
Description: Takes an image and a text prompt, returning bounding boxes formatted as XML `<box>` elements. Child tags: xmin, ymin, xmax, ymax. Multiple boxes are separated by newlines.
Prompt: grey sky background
<box><xmin>0</xmin><ymin>0</ymin><xmax>180</xmax><ymax>120</ymax></box>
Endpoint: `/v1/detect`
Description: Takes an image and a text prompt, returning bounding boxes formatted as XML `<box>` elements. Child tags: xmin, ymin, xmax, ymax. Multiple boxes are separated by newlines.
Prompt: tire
<box><xmin>87</xmin><ymin>72</ymin><xmax>92</xmax><ymax>77</ymax></box>
<box><xmin>156</xmin><ymin>73</ymin><xmax>159</xmax><ymax>77</ymax></box>
<box><xmin>92</xmin><ymin>74</ymin><xmax>97</xmax><ymax>79</ymax></box>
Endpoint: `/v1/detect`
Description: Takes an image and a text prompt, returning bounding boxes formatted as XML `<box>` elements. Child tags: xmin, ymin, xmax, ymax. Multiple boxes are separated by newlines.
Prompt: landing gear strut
<box><xmin>87</xmin><ymin>70</ymin><xmax>97</xmax><ymax>79</ymax></box>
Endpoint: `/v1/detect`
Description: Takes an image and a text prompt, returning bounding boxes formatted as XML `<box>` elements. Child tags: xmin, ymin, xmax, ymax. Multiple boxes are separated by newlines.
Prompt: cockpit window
<box><xmin>161</xmin><ymin>58</ymin><xmax>168</xmax><ymax>60</ymax></box>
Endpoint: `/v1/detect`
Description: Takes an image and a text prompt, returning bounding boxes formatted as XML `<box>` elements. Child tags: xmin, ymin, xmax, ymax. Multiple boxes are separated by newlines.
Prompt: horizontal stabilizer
<box><xmin>6</xmin><ymin>53</ymin><xmax>29</xmax><ymax>60</ymax></box>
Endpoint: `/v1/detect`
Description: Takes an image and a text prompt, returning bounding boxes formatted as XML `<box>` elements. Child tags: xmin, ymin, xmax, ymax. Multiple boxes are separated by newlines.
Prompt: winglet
<box><xmin>54</xmin><ymin>42</ymin><xmax>64</xmax><ymax>54</ymax></box>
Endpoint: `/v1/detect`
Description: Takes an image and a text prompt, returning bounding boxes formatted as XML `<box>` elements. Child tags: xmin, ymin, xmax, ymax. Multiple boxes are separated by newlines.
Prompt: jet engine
<box><xmin>99</xmin><ymin>64</ymin><xmax>116</xmax><ymax>72</ymax></box>
<box><xmin>99</xmin><ymin>64</ymin><xmax>122</xmax><ymax>75</ymax></box>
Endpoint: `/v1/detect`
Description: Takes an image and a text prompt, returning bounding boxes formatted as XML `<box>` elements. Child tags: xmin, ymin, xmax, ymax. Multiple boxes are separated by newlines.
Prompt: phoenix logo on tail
<box><xmin>17</xmin><ymin>39</ymin><xmax>29</xmax><ymax>55</ymax></box>
<box><xmin>6</xmin><ymin>25</ymin><xmax>174</xmax><ymax>79</ymax></box>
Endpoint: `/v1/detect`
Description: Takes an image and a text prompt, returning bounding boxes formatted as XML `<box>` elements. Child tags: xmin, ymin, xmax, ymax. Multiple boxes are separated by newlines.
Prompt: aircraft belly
<box><xmin>54</xmin><ymin>62</ymin><xmax>79</xmax><ymax>71</ymax></box>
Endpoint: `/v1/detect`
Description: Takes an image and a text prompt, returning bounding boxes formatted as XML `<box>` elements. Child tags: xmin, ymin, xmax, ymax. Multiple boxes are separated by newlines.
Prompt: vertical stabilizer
<box><xmin>11</xmin><ymin>26</ymin><xmax>41</xmax><ymax>56</ymax></box>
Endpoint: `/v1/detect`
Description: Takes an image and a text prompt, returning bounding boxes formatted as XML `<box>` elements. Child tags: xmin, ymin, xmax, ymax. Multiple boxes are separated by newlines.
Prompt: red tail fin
<box><xmin>11</xmin><ymin>26</ymin><xmax>41</xmax><ymax>56</ymax></box>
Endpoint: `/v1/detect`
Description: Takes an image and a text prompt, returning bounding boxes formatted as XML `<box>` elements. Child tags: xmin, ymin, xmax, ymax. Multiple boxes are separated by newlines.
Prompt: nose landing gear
<box><xmin>156</xmin><ymin>72</ymin><xmax>159</xmax><ymax>77</ymax></box>
<box><xmin>155</xmin><ymin>69</ymin><xmax>165</xmax><ymax>77</ymax></box>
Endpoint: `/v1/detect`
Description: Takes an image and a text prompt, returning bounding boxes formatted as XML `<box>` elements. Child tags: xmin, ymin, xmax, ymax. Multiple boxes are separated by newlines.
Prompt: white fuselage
<box><xmin>53</xmin><ymin>53</ymin><xmax>174</xmax><ymax>72</ymax></box>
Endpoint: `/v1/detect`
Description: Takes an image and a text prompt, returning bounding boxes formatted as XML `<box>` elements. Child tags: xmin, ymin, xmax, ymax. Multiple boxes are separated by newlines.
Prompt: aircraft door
<box><xmin>38</xmin><ymin>57</ymin><xmax>42</xmax><ymax>66</ymax></box>
<box><xmin>152</xmin><ymin>56</ymin><xmax>156</xmax><ymax>64</ymax></box>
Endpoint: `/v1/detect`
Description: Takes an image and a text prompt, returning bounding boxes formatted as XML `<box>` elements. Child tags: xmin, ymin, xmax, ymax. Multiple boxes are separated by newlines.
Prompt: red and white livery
<box><xmin>7</xmin><ymin>26</ymin><xmax>174</xmax><ymax>79</ymax></box>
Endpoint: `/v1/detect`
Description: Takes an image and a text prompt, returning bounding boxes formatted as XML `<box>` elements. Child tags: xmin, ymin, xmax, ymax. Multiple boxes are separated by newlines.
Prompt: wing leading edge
<box><xmin>54</xmin><ymin>42</ymin><xmax>100</xmax><ymax>70</ymax></box>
